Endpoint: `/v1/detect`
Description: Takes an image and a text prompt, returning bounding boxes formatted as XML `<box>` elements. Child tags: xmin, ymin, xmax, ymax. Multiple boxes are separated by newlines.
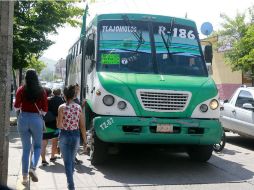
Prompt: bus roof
<box><xmin>88</xmin><ymin>13</ymin><xmax>196</xmax><ymax>28</ymax></box>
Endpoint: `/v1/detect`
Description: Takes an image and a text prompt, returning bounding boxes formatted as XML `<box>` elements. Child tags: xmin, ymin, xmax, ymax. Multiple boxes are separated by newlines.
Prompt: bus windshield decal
<box><xmin>158</xmin><ymin>26</ymin><xmax>196</xmax><ymax>40</ymax></box>
<box><xmin>102</xmin><ymin>25</ymin><xmax>137</xmax><ymax>33</ymax></box>
<box><xmin>101</xmin><ymin>54</ymin><xmax>120</xmax><ymax>65</ymax></box>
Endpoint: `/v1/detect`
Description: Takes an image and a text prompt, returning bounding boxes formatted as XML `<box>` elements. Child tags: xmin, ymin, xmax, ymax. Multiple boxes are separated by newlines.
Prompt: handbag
<box><xmin>34</xmin><ymin>103</ymin><xmax>47</xmax><ymax>132</ymax></box>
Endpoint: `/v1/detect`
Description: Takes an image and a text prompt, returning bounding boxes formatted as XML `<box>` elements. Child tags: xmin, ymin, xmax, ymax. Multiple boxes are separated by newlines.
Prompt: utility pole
<box><xmin>0</xmin><ymin>1</ymin><xmax>14</xmax><ymax>185</ymax></box>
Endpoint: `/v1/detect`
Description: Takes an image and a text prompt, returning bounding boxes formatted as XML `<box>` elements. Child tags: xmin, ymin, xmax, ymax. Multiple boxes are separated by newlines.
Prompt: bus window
<box><xmin>85</xmin><ymin>33</ymin><xmax>96</xmax><ymax>74</ymax></box>
<box><xmin>85</xmin><ymin>33</ymin><xmax>95</xmax><ymax>57</ymax></box>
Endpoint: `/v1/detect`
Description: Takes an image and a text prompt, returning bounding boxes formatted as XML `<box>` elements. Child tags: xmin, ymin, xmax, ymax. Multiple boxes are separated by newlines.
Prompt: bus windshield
<box><xmin>97</xmin><ymin>19</ymin><xmax>207</xmax><ymax>76</ymax></box>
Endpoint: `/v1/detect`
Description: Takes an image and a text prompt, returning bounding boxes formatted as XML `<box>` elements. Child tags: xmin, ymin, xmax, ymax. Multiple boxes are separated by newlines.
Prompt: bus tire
<box><xmin>187</xmin><ymin>145</ymin><xmax>213</xmax><ymax>162</ymax></box>
<box><xmin>90</xmin><ymin>132</ymin><xmax>108</xmax><ymax>165</ymax></box>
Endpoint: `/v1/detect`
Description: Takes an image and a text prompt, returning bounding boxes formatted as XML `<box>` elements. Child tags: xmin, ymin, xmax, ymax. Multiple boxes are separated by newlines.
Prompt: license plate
<box><xmin>156</xmin><ymin>124</ymin><xmax>173</xmax><ymax>133</ymax></box>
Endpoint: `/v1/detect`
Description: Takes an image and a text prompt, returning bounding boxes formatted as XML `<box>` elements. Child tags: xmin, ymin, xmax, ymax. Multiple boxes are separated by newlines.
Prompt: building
<box><xmin>55</xmin><ymin>58</ymin><xmax>66</xmax><ymax>81</ymax></box>
<box><xmin>202</xmin><ymin>36</ymin><xmax>252</xmax><ymax>100</ymax></box>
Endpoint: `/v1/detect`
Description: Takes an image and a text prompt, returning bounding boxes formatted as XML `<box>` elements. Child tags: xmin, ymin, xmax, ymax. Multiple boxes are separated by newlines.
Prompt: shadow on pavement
<box><xmin>38</xmin><ymin>162</ymin><xmax>65</xmax><ymax>173</ymax></box>
<box><xmin>92</xmin><ymin>144</ymin><xmax>254</xmax><ymax>186</ymax></box>
<box><xmin>225</xmin><ymin>135</ymin><xmax>254</xmax><ymax>151</ymax></box>
<box><xmin>75</xmin><ymin>163</ymin><xmax>95</xmax><ymax>175</ymax></box>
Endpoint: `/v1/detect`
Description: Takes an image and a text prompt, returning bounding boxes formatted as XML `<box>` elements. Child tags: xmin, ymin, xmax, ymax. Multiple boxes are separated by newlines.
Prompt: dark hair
<box><xmin>63</xmin><ymin>85</ymin><xmax>76</xmax><ymax>101</ymax></box>
<box><xmin>44</xmin><ymin>87</ymin><xmax>52</xmax><ymax>97</ymax></box>
<box><xmin>53</xmin><ymin>88</ymin><xmax>61</xmax><ymax>96</ymax></box>
<box><xmin>24</xmin><ymin>69</ymin><xmax>44</xmax><ymax>102</ymax></box>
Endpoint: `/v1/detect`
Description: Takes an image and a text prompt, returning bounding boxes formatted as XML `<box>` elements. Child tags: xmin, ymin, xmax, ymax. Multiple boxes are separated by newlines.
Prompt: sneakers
<box><xmin>42</xmin><ymin>160</ymin><xmax>49</xmax><ymax>166</ymax></box>
<box><xmin>50</xmin><ymin>157</ymin><xmax>57</xmax><ymax>162</ymax></box>
<box><xmin>22</xmin><ymin>176</ymin><xmax>28</xmax><ymax>185</ymax></box>
<box><xmin>29</xmin><ymin>168</ymin><xmax>38</xmax><ymax>182</ymax></box>
<box><xmin>75</xmin><ymin>157</ymin><xmax>83</xmax><ymax>165</ymax></box>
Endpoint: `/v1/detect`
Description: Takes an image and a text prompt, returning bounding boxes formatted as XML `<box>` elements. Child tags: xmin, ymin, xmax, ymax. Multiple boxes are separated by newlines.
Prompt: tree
<box><xmin>27</xmin><ymin>55</ymin><xmax>46</xmax><ymax>74</ymax></box>
<box><xmin>216</xmin><ymin>6</ymin><xmax>254</xmax><ymax>73</ymax></box>
<box><xmin>0</xmin><ymin>1</ymin><xmax>14</xmax><ymax>185</ymax></box>
<box><xmin>13</xmin><ymin>0</ymin><xmax>84</xmax><ymax>83</ymax></box>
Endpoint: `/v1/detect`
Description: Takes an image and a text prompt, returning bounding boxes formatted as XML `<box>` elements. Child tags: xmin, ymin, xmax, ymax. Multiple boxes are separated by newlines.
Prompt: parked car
<box><xmin>52</xmin><ymin>81</ymin><xmax>64</xmax><ymax>90</ymax></box>
<box><xmin>220</xmin><ymin>86</ymin><xmax>254</xmax><ymax>138</ymax></box>
<box><xmin>45</xmin><ymin>81</ymin><xmax>54</xmax><ymax>89</ymax></box>
<box><xmin>41</xmin><ymin>81</ymin><xmax>47</xmax><ymax>87</ymax></box>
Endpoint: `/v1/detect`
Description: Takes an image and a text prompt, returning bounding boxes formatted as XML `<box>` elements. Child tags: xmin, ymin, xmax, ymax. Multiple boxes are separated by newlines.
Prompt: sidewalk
<box><xmin>7</xmin><ymin>124</ymin><xmax>95</xmax><ymax>190</ymax></box>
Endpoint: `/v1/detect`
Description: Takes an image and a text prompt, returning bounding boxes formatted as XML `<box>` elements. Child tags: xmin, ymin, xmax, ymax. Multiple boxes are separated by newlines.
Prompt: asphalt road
<box><xmin>79</xmin><ymin>134</ymin><xmax>254</xmax><ymax>190</ymax></box>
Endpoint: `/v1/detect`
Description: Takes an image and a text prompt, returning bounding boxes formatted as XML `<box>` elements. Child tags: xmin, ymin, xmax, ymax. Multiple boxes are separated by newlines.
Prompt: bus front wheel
<box><xmin>213</xmin><ymin>130</ymin><xmax>226</xmax><ymax>152</ymax></box>
<box><xmin>187</xmin><ymin>145</ymin><xmax>213</xmax><ymax>162</ymax></box>
<box><xmin>90</xmin><ymin>131</ymin><xmax>108</xmax><ymax>165</ymax></box>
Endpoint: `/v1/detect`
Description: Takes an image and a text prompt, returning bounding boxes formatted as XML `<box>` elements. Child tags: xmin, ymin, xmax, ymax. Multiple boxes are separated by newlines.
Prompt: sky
<box><xmin>42</xmin><ymin>0</ymin><xmax>254</xmax><ymax>61</ymax></box>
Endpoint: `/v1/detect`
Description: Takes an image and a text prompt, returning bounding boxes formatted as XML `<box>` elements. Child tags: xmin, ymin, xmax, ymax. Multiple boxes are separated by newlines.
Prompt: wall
<box><xmin>202</xmin><ymin>36</ymin><xmax>242</xmax><ymax>100</ymax></box>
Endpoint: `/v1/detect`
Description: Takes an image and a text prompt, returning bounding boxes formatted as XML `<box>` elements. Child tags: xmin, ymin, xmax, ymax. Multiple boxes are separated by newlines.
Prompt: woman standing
<box><xmin>41</xmin><ymin>88</ymin><xmax>64</xmax><ymax>165</ymax></box>
<box><xmin>57</xmin><ymin>85</ymin><xmax>87</xmax><ymax>190</ymax></box>
<box><xmin>14</xmin><ymin>69</ymin><xmax>48</xmax><ymax>185</ymax></box>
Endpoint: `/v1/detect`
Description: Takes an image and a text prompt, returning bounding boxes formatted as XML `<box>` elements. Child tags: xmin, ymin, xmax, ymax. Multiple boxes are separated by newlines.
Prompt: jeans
<box><xmin>17</xmin><ymin>112</ymin><xmax>43</xmax><ymax>176</ymax></box>
<box><xmin>59</xmin><ymin>129</ymin><xmax>80</xmax><ymax>190</ymax></box>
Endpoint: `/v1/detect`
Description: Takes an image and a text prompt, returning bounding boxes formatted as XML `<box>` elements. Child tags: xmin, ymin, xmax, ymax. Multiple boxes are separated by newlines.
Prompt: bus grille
<box><xmin>137</xmin><ymin>90</ymin><xmax>191</xmax><ymax>112</ymax></box>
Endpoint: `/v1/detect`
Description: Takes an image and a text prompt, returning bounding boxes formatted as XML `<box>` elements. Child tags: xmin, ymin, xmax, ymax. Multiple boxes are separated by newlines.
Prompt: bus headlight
<box><xmin>117</xmin><ymin>101</ymin><xmax>127</xmax><ymax>110</ymax></box>
<box><xmin>103</xmin><ymin>95</ymin><xmax>114</xmax><ymax>106</ymax></box>
<box><xmin>209</xmin><ymin>99</ymin><xmax>219</xmax><ymax>110</ymax></box>
<box><xmin>200</xmin><ymin>104</ymin><xmax>208</xmax><ymax>112</ymax></box>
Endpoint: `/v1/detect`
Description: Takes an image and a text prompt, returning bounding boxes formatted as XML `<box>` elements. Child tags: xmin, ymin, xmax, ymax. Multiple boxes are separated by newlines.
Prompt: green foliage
<box><xmin>27</xmin><ymin>55</ymin><xmax>46</xmax><ymax>74</ymax></box>
<box><xmin>236</xmin><ymin>25</ymin><xmax>254</xmax><ymax>71</ymax></box>
<box><xmin>216</xmin><ymin>6</ymin><xmax>254</xmax><ymax>72</ymax></box>
<box><xmin>219</xmin><ymin>13</ymin><xmax>247</xmax><ymax>39</ymax></box>
<box><xmin>13</xmin><ymin>0</ymin><xmax>84</xmax><ymax>70</ymax></box>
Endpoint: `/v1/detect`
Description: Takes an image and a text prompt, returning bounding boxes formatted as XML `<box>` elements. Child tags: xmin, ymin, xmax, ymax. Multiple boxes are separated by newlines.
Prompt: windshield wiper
<box><xmin>161</xmin><ymin>32</ymin><xmax>171</xmax><ymax>55</ymax></box>
<box><xmin>122</xmin><ymin>15</ymin><xmax>145</xmax><ymax>51</ymax></box>
<box><xmin>167</xmin><ymin>18</ymin><xmax>175</xmax><ymax>46</ymax></box>
<box><xmin>160</xmin><ymin>18</ymin><xmax>175</xmax><ymax>58</ymax></box>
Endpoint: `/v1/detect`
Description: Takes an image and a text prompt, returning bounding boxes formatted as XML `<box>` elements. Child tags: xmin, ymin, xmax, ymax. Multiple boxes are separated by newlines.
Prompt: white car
<box><xmin>220</xmin><ymin>86</ymin><xmax>254</xmax><ymax>137</ymax></box>
<box><xmin>41</xmin><ymin>81</ymin><xmax>47</xmax><ymax>87</ymax></box>
<box><xmin>52</xmin><ymin>81</ymin><xmax>65</xmax><ymax>90</ymax></box>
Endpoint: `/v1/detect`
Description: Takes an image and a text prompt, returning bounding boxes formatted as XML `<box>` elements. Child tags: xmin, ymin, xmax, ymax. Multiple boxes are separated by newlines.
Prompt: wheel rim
<box><xmin>213</xmin><ymin>132</ymin><xmax>226</xmax><ymax>152</ymax></box>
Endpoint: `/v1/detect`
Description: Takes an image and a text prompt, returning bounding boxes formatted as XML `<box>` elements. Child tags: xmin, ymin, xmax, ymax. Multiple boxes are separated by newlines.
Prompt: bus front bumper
<box><xmin>93</xmin><ymin>116</ymin><xmax>222</xmax><ymax>145</ymax></box>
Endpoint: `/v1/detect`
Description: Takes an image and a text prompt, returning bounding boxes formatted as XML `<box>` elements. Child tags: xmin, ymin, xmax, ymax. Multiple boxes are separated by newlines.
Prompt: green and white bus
<box><xmin>66</xmin><ymin>13</ymin><xmax>222</xmax><ymax>165</ymax></box>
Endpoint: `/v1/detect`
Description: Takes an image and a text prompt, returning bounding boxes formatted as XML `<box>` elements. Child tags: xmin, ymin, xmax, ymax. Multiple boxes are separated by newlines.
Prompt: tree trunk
<box><xmin>19</xmin><ymin>67</ymin><xmax>23</xmax><ymax>86</ymax></box>
<box><xmin>12</xmin><ymin>69</ymin><xmax>17</xmax><ymax>92</ymax></box>
<box><xmin>0</xmin><ymin>1</ymin><xmax>14</xmax><ymax>186</ymax></box>
<box><xmin>252</xmin><ymin>65</ymin><xmax>254</xmax><ymax>87</ymax></box>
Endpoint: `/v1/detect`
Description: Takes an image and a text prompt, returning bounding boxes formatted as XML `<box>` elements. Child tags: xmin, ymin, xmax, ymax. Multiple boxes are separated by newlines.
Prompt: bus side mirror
<box><xmin>204</xmin><ymin>45</ymin><xmax>213</xmax><ymax>63</ymax></box>
<box><xmin>206</xmin><ymin>62</ymin><xmax>213</xmax><ymax>75</ymax></box>
<box><xmin>85</xmin><ymin>39</ymin><xmax>95</xmax><ymax>56</ymax></box>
